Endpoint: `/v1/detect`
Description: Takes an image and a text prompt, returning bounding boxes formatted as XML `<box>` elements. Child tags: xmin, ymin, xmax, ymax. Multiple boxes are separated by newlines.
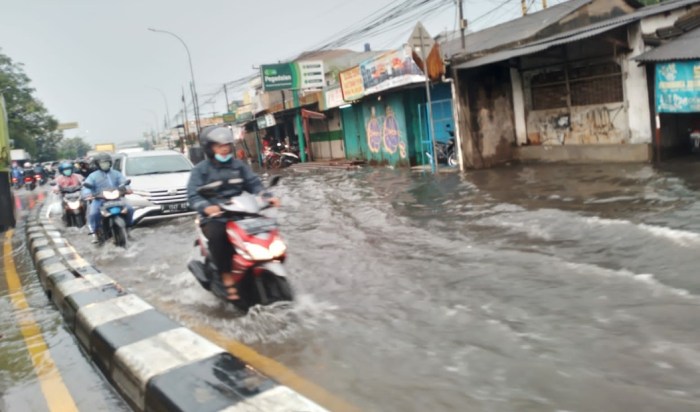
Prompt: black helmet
<box><xmin>200</xmin><ymin>125</ymin><xmax>234</xmax><ymax>158</ymax></box>
<box><xmin>93</xmin><ymin>152</ymin><xmax>112</xmax><ymax>171</ymax></box>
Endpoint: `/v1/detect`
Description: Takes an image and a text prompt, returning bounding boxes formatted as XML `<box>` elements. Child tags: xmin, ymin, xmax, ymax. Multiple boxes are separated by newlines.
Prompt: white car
<box><xmin>112</xmin><ymin>150</ymin><xmax>196</xmax><ymax>224</ymax></box>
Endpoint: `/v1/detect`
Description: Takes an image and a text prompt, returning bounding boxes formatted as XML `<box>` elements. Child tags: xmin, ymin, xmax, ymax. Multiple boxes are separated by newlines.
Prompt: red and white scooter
<box><xmin>187</xmin><ymin>176</ymin><xmax>292</xmax><ymax>312</ymax></box>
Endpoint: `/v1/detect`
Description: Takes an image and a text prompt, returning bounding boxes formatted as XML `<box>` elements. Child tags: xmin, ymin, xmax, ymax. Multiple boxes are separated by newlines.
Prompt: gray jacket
<box><xmin>187</xmin><ymin>158</ymin><xmax>264</xmax><ymax>223</ymax></box>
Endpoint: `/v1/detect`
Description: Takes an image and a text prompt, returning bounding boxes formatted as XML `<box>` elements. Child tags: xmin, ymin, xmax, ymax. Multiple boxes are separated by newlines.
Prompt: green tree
<box><xmin>0</xmin><ymin>49</ymin><xmax>63</xmax><ymax>161</ymax></box>
<box><xmin>58</xmin><ymin>136</ymin><xmax>91</xmax><ymax>159</ymax></box>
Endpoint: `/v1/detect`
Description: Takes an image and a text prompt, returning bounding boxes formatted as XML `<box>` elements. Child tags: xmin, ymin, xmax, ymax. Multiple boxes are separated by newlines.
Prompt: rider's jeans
<box><xmin>88</xmin><ymin>199</ymin><xmax>134</xmax><ymax>234</ymax></box>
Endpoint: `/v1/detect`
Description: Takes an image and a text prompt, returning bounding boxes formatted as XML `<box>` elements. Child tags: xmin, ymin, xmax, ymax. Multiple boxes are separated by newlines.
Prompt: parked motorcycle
<box><xmin>690</xmin><ymin>129</ymin><xmax>700</xmax><ymax>153</ymax></box>
<box><xmin>83</xmin><ymin>180</ymin><xmax>131</xmax><ymax>247</ymax></box>
<box><xmin>187</xmin><ymin>176</ymin><xmax>293</xmax><ymax>312</ymax></box>
<box><xmin>59</xmin><ymin>185</ymin><xmax>86</xmax><ymax>228</ymax></box>
<box><xmin>264</xmin><ymin>142</ymin><xmax>300</xmax><ymax>169</ymax></box>
<box><xmin>436</xmin><ymin>138</ymin><xmax>457</xmax><ymax>167</ymax></box>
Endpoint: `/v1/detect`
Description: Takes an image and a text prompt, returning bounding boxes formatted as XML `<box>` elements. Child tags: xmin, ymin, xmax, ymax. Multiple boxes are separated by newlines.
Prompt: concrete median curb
<box><xmin>24</xmin><ymin>203</ymin><xmax>327</xmax><ymax>412</ymax></box>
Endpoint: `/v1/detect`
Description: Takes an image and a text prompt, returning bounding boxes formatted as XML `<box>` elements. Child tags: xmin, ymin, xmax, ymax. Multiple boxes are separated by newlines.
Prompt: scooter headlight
<box><xmin>103</xmin><ymin>190</ymin><xmax>120</xmax><ymax>200</ymax></box>
<box><xmin>244</xmin><ymin>243</ymin><xmax>273</xmax><ymax>261</ymax></box>
<box><xmin>269</xmin><ymin>239</ymin><xmax>286</xmax><ymax>257</ymax></box>
<box><xmin>66</xmin><ymin>200</ymin><xmax>81</xmax><ymax>209</ymax></box>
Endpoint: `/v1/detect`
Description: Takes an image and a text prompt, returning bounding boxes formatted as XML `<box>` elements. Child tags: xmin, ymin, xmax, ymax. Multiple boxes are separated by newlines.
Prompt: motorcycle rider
<box><xmin>82</xmin><ymin>152</ymin><xmax>134</xmax><ymax>243</ymax></box>
<box><xmin>11</xmin><ymin>162</ymin><xmax>23</xmax><ymax>186</ymax></box>
<box><xmin>53</xmin><ymin>161</ymin><xmax>84</xmax><ymax>193</ymax></box>
<box><xmin>33</xmin><ymin>163</ymin><xmax>47</xmax><ymax>184</ymax></box>
<box><xmin>187</xmin><ymin>125</ymin><xmax>280</xmax><ymax>301</ymax></box>
<box><xmin>22</xmin><ymin>162</ymin><xmax>35</xmax><ymax>180</ymax></box>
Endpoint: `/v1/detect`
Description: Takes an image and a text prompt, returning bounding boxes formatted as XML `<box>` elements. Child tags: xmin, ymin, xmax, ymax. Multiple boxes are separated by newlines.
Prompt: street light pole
<box><xmin>149</xmin><ymin>87</ymin><xmax>171</xmax><ymax>129</ymax></box>
<box><xmin>148</xmin><ymin>28</ymin><xmax>201</xmax><ymax>135</ymax></box>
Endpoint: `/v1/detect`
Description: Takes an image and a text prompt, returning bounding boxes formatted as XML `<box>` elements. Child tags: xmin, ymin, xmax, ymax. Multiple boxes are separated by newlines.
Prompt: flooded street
<box><xmin>0</xmin><ymin>192</ymin><xmax>128</xmax><ymax>412</ymax></box>
<box><xmin>49</xmin><ymin>161</ymin><xmax>700</xmax><ymax>412</ymax></box>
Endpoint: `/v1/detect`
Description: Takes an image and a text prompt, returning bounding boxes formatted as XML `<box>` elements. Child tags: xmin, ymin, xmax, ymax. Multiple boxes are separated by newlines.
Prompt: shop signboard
<box><xmin>339</xmin><ymin>66</ymin><xmax>365</xmax><ymax>101</ymax></box>
<box><xmin>656</xmin><ymin>60</ymin><xmax>700</xmax><ymax>113</ymax></box>
<box><xmin>261</xmin><ymin>61</ymin><xmax>325</xmax><ymax>91</ymax></box>
<box><xmin>256</xmin><ymin>113</ymin><xmax>276</xmax><ymax>129</ymax></box>
<box><xmin>222</xmin><ymin>112</ymin><xmax>236</xmax><ymax>123</ymax></box>
<box><xmin>323</xmin><ymin>86</ymin><xmax>345</xmax><ymax>110</ymax></box>
<box><xmin>360</xmin><ymin>45</ymin><xmax>424</xmax><ymax>96</ymax></box>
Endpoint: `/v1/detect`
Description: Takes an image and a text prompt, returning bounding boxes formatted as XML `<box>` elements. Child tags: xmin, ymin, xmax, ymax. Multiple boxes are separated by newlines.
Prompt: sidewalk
<box><xmin>289</xmin><ymin>159</ymin><xmax>366</xmax><ymax>171</ymax></box>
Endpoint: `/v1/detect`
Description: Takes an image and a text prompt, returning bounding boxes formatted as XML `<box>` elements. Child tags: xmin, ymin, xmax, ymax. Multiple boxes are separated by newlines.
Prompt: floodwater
<box><xmin>48</xmin><ymin>160</ymin><xmax>700</xmax><ymax>411</ymax></box>
<box><xmin>0</xmin><ymin>189</ymin><xmax>128</xmax><ymax>412</ymax></box>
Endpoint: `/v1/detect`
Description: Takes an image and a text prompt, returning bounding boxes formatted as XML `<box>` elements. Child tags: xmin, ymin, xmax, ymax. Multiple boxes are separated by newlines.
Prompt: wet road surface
<box><xmin>43</xmin><ymin>161</ymin><xmax>700</xmax><ymax>411</ymax></box>
<box><xmin>0</xmin><ymin>189</ymin><xmax>128</xmax><ymax>412</ymax></box>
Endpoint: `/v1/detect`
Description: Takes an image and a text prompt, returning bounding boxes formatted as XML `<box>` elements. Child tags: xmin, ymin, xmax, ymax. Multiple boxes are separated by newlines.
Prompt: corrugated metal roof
<box><xmin>440</xmin><ymin>0</ymin><xmax>592</xmax><ymax>59</ymax></box>
<box><xmin>454</xmin><ymin>0</ymin><xmax>700</xmax><ymax>70</ymax></box>
<box><xmin>635</xmin><ymin>26</ymin><xmax>700</xmax><ymax>62</ymax></box>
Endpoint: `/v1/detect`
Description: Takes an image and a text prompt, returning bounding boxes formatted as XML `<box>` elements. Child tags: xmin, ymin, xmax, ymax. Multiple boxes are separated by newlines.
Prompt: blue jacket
<box><xmin>81</xmin><ymin>168</ymin><xmax>130</xmax><ymax>199</ymax></box>
<box><xmin>187</xmin><ymin>158</ymin><xmax>264</xmax><ymax>222</ymax></box>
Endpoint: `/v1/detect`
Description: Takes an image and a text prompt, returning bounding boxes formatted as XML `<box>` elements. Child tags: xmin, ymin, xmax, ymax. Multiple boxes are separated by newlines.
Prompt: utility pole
<box><xmin>458</xmin><ymin>0</ymin><xmax>466</xmax><ymax>49</ymax></box>
<box><xmin>189</xmin><ymin>81</ymin><xmax>198</xmax><ymax>129</ymax></box>
<box><xmin>542</xmin><ymin>0</ymin><xmax>548</xmax><ymax>8</ymax></box>
<box><xmin>522</xmin><ymin>0</ymin><xmax>527</xmax><ymax>15</ymax></box>
<box><xmin>223</xmin><ymin>84</ymin><xmax>230</xmax><ymax>113</ymax></box>
<box><xmin>181</xmin><ymin>85</ymin><xmax>190</xmax><ymax>153</ymax></box>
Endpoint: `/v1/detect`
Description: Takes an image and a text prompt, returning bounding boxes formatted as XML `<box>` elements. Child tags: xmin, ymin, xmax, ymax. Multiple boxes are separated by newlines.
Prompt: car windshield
<box><xmin>125</xmin><ymin>155</ymin><xmax>191</xmax><ymax>176</ymax></box>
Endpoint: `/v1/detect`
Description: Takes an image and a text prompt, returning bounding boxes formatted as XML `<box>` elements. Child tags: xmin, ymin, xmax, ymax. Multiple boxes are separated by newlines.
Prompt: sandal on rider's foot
<box><xmin>223</xmin><ymin>284</ymin><xmax>240</xmax><ymax>301</ymax></box>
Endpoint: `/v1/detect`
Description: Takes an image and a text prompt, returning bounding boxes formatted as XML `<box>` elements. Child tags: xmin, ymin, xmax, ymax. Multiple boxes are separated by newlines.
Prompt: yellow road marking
<box><xmin>3</xmin><ymin>230</ymin><xmax>79</xmax><ymax>412</ymax></box>
<box><xmin>194</xmin><ymin>325</ymin><xmax>362</xmax><ymax>412</ymax></box>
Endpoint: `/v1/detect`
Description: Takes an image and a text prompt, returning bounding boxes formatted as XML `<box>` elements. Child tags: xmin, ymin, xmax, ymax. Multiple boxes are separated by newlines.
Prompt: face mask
<box><xmin>99</xmin><ymin>161</ymin><xmax>111</xmax><ymax>171</ymax></box>
<box><xmin>62</xmin><ymin>170</ymin><xmax>72</xmax><ymax>176</ymax></box>
<box><xmin>214</xmin><ymin>153</ymin><xmax>232</xmax><ymax>162</ymax></box>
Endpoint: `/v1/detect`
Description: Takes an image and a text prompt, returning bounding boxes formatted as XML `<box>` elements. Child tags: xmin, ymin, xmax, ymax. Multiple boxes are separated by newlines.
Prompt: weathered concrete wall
<box><xmin>515</xmin><ymin>144</ymin><xmax>651</xmax><ymax>163</ymax></box>
<box><xmin>526</xmin><ymin>102</ymin><xmax>629</xmax><ymax>145</ymax></box>
<box><xmin>625</xmin><ymin>23</ymin><xmax>653</xmax><ymax>145</ymax></box>
<box><xmin>466</xmin><ymin>66</ymin><xmax>516</xmax><ymax>167</ymax></box>
<box><xmin>511</xmin><ymin>68</ymin><xmax>528</xmax><ymax>146</ymax></box>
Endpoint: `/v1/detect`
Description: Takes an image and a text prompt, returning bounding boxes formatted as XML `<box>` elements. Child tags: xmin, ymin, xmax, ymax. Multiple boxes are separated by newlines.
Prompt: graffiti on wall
<box><xmin>527</xmin><ymin>104</ymin><xmax>627</xmax><ymax>145</ymax></box>
<box><xmin>366</xmin><ymin>105</ymin><xmax>407</xmax><ymax>158</ymax></box>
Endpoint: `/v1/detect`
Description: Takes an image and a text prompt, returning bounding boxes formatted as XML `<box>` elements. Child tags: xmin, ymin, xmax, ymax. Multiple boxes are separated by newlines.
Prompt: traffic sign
<box><xmin>407</xmin><ymin>22</ymin><xmax>434</xmax><ymax>60</ymax></box>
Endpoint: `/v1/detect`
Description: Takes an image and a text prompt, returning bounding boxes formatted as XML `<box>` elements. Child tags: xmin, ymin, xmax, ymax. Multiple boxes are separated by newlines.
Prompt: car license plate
<box><xmin>161</xmin><ymin>202</ymin><xmax>189</xmax><ymax>214</ymax></box>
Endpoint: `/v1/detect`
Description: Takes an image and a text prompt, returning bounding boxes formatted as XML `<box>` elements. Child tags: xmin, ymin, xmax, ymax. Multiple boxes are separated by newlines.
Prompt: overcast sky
<box><xmin>0</xmin><ymin>0</ymin><xmax>563</xmax><ymax>145</ymax></box>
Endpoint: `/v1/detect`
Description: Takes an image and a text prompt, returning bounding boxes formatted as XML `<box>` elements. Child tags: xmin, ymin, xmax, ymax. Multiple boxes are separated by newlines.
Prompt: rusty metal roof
<box><xmin>440</xmin><ymin>0</ymin><xmax>592</xmax><ymax>59</ymax></box>
<box><xmin>635</xmin><ymin>26</ymin><xmax>700</xmax><ymax>62</ymax></box>
<box><xmin>454</xmin><ymin>0</ymin><xmax>700</xmax><ymax>70</ymax></box>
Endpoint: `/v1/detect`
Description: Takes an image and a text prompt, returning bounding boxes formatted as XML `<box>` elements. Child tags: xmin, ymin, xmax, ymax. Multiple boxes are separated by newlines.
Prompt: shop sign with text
<box><xmin>656</xmin><ymin>60</ymin><xmax>700</xmax><ymax>113</ymax></box>
<box><xmin>339</xmin><ymin>66</ymin><xmax>365</xmax><ymax>101</ymax></box>
<box><xmin>261</xmin><ymin>61</ymin><xmax>325</xmax><ymax>91</ymax></box>
<box><xmin>360</xmin><ymin>45</ymin><xmax>424</xmax><ymax>96</ymax></box>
